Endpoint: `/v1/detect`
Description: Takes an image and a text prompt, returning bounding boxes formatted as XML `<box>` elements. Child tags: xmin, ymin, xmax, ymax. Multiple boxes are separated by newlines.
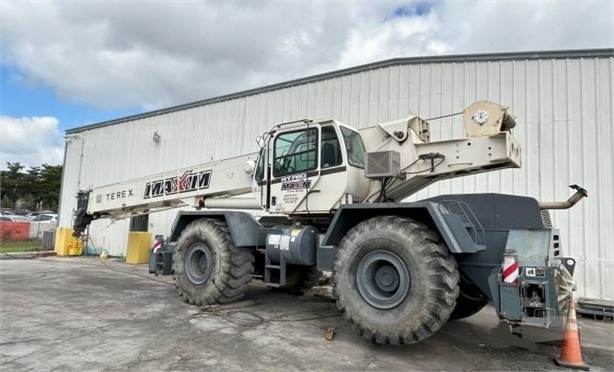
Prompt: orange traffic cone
<box><xmin>553</xmin><ymin>299</ymin><xmax>590</xmax><ymax>370</ymax></box>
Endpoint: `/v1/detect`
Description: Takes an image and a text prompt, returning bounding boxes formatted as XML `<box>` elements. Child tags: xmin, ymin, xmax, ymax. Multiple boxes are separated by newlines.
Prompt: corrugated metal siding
<box><xmin>59</xmin><ymin>53</ymin><xmax>613</xmax><ymax>300</ymax></box>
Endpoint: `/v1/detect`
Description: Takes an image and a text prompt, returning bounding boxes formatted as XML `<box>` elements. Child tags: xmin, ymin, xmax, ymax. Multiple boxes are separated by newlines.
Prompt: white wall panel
<box><xmin>60</xmin><ymin>52</ymin><xmax>613</xmax><ymax>299</ymax></box>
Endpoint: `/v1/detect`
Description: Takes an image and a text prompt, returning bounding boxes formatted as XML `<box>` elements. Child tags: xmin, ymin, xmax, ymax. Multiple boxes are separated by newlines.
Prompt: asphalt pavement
<box><xmin>0</xmin><ymin>256</ymin><xmax>612</xmax><ymax>371</ymax></box>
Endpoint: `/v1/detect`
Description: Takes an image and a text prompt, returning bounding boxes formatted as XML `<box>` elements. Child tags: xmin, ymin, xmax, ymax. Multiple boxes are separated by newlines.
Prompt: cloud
<box><xmin>0</xmin><ymin>1</ymin><xmax>612</xmax><ymax>113</ymax></box>
<box><xmin>435</xmin><ymin>1</ymin><xmax>613</xmax><ymax>53</ymax></box>
<box><xmin>338</xmin><ymin>11</ymin><xmax>452</xmax><ymax>68</ymax></box>
<box><xmin>0</xmin><ymin>116</ymin><xmax>64</xmax><ymax>169</ymax></box>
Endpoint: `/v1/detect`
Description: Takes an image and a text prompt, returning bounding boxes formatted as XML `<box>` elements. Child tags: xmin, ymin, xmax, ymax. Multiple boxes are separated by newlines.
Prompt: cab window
<box><xmin>254</xmin><ymin>148</ymin><xmax>266</xmax><ymax>182</ymax></box>
<box><xmin>341</xmin><ymin>127</ymin><xmax>366</xmax><ymax>168</ymax></box>
<box><xmin>273</xmin><ymin>128</ymin><xmax>317</xmax><ymax>177</ymax></box>
<box><xmin>321</xmin><ymin>126</ymin><xmax>342</xmax><ymax>169</ymax></box>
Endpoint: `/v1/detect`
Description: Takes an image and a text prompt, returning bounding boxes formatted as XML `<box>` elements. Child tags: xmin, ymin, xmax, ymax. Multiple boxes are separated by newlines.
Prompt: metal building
<box><xmin>60</xmin><ymin>49</ymin><xmax>613</xmax><ymax>300</ymax></box>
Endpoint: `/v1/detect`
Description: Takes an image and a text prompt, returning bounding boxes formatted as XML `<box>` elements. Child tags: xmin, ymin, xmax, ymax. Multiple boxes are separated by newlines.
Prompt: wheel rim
<box><xmin>356</xmin><ymin>250</ymin><xmax>411</xmax><ymax>309</ymax></box>
<box><xmin>185</xmin><ymin>243</ymin><xmax>213</xmax><ymax>285</ymax></box>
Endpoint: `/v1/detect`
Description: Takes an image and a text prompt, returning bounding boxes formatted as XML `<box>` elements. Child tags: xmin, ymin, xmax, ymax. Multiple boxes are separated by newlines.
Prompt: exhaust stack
<box><xmin>538</xmin><ymin>185</ymin><xmax>588</xmax><ymax>210</ymax></box>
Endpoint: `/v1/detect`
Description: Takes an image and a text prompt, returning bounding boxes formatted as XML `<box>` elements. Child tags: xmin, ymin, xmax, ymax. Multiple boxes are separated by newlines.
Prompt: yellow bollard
<box><xmin>55</xmin><ymin>227</ymin><xmax>81</xmax><ymax>256</ymax></box>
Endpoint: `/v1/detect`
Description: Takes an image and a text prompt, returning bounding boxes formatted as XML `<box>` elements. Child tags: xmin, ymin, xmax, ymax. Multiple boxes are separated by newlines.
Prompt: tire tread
<box><xmin>172</xmin><ymin>219</ymin><xmax>254</xmax><ymax>306</ymax></box>
<box><xmin>333</xmin><ymin>216</ymin><xmax>459</xmax><ymax>345</ymax></box>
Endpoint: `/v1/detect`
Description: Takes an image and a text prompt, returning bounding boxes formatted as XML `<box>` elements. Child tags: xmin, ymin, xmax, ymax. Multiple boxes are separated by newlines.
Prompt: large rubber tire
<box><xmin>282</xmin><ymin>265</ymin><xmax>323</xmax><ymax>292</ymax></box>
<box><xmin>449</xmin><ymin>272</ymin><xmax>489</xmax><ymax>320</ymax></box>
<box><xmin>333</xmin><ymin>216</ymin><xmax>459</xmax><ymax>345</ymax></box>
<box><xmin>266</xmin><ymin>264</ymin><xmax>323</xmax><ymax>295</ymax></box>
<box><xmin>294</xmin><ymin>265</ymin><xmax>323</xmax><ymax>289</ymax></box>
<box><xmin>173</xmin><ymin>219</ymin><xmax>254</xmax><ymax>305</ymax></box>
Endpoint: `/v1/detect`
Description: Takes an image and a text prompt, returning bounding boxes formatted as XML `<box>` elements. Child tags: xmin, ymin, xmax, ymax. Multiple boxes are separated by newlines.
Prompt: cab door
<box><xmin>252</xmin><ymin>147</ymin><xmax>269</xmax><ymax>208</ymax></box>
<box><xmin>266</xmin><ymin>124</ymin><xmax>321</xmax><ymax>214</ymax></box>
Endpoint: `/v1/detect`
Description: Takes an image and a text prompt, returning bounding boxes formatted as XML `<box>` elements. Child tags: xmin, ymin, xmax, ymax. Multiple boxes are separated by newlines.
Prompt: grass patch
<box><xmin>0</xmin><ymin>240</ymin><xmax>46</xmax><ymax>253</ymax></box>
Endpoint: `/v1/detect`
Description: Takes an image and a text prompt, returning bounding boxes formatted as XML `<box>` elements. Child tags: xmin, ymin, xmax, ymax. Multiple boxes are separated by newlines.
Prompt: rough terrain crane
<box><xmin>73</xmin><ymin>100</ymin><xmax>586</xmax><ymax>345</ymax></box>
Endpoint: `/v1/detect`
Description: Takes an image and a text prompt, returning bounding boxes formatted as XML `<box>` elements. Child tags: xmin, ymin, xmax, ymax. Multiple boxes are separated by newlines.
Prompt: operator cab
<box><xmin>252</xmin><ymin>119</ymin><xmax>369</xmax><ymax>215</ymax></box>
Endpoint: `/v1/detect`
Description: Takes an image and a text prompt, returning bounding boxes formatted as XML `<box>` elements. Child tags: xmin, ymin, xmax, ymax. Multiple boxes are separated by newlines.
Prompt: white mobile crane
<box><xmin>73</xmin><ymin>101</ymin><xmax>586</xmax><ymax>345</ymax></box>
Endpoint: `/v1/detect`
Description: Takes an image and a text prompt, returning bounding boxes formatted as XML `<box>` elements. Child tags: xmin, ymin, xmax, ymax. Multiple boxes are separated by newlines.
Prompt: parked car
<box><xmin>30</xmin><ymin>214</ymin><xmax>58</xmax><ymax>222</ymax></box>
<box><xmin>0</xmin><ymin>215</ymin><xmax>31</xmax><ymax>222</ymax></box>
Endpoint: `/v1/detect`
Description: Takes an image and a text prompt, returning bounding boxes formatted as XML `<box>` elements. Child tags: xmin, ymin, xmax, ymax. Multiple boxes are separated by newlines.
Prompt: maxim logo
<box><xmin>144</xmin><ymin>170</ymin><xmax>211</xmax><ymax>198</ymax></box>
<box><xmin>280</xmin><ymin>173</ymin><xmax>311</xmax><ymax>191</ymax></box>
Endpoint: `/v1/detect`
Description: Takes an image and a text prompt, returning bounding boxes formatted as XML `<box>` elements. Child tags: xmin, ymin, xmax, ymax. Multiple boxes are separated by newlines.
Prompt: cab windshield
<box><xmin>273</xmin><ymin>128</ymin><xmax>318</xmax><ymax>177</ymax></box>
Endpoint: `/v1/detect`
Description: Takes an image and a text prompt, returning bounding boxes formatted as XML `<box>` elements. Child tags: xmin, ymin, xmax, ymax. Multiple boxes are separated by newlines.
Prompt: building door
<box><xmin>129</xmin><ymin>214</ymin><xmax>148</xmax><ymax>232</ymax></box>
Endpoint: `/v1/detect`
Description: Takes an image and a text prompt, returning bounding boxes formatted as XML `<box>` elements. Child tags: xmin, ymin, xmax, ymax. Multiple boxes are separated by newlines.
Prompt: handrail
<box><xmin>437</xmin><ymin>200</ymin><xmax>485</xmax><ymax>247</ymax></box>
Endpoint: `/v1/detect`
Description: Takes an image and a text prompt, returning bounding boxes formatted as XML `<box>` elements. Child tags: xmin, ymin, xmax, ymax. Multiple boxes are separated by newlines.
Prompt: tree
<box><xmin>1</xmin><ymin>194</ymin><xmax>15</xmax><ymax>210</ymax></box>
<box><xmin>0</xmin><ymin>162</ymin><xmax>26</xmax><ymax>208</ymax></box>
<box><xmin>24</xmin><ymin>166</ymin><xmax>41</xmax><ymax>198</ymax></box>
<box><xmin>38</xmin><ymin>164</ymin><xmax>62</xmax><ymax>210</ymax></box>
<box><xmin>0</xmin><ymin>162</ymin><xmax>63</xmax><ymax>211</ymax></box>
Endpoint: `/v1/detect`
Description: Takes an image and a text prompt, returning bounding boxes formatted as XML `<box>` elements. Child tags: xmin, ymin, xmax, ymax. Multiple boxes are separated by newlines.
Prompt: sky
<box><xmin>1</xmin><ymin>0</ymin><xmax>612</xmax><ymax>170</ymax></box>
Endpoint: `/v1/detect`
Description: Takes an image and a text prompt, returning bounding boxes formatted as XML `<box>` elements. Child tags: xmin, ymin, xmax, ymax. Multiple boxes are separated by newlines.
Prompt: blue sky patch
<box><xmin>392</xmin><ymin>2</ymin><xmax>432</xmax><ymax>18</ymax></box>
<box><xmin>1</xmin><ymin>65</ymin><xmax>142</xmax><ymax>132</ymax></box>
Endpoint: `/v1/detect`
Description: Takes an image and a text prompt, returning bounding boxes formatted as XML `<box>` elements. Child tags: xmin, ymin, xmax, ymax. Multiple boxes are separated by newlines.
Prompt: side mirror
<box><xmin>256</xmin><ymin>136</ymin><xmax>265</xmax><ymax>148</ymax></box>
<box><xmin>244</xmin><ymin>160</ymin><xmax>256</xmax><ymax>175</ymax></box>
